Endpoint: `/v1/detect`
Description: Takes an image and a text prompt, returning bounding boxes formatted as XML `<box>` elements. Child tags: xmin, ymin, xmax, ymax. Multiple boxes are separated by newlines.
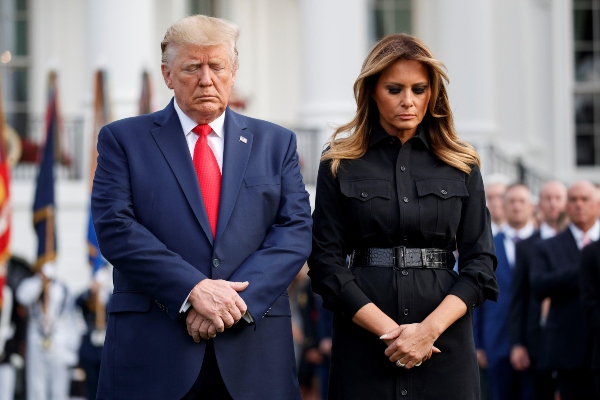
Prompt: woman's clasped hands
<box><xmin>380</xmin><ymin>323</ymin><xmax>441</xmax><ymax>369</ymax></box>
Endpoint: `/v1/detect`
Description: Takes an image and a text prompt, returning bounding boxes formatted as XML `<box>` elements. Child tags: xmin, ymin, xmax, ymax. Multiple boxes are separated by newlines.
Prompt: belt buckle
<box><xmin>393</xmin><ymin>246</ymin><xmax>406</xmax><ymax>270</ymax></box>
<box><xmin>422</xmin><ymin>249</ymin><xmax>444</xmax><ymax>268</ymax></box>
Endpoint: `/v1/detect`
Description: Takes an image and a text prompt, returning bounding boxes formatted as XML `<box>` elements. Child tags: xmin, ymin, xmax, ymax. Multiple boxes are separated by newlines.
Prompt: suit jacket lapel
<box><xmin>151</xmin><ymin>99</ymin><xmax>214</xmax><ymax>245</ymax></box>
<box><xmin>564</xmin><ymin>229</ymin><xmax>580</xmax><ymax>258</ymax></box>
<box><xmin>216</xmin><ymin>108</ymin><xmax>253</xmax><ymax>243</ymax></box>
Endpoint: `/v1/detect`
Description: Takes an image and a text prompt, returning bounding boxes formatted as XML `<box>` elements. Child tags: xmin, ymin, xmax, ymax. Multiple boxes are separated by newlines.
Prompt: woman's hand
<box><xmin>380</xmin><ymin>323</ymin><xmax>441</xmax><ymax>369</ymax></box>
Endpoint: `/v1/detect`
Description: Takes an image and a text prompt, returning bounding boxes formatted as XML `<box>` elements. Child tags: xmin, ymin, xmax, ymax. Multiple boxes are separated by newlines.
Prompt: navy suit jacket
<box><xmin>508</xmin><ymin>231</ymin><xmax>543</xmax><ymax>361</ymax></box>
<box><xmin>580</xmin><ymin>240</ymin><xmax>600</xmax><ymax>369</ymax></box>
<box><xmin>473</xmin><ymin>232</ymin><xmax>513</xmax><ymax>363</ymax></box>
<box><xmin>530</xmin><ymin>228</ymin><xmax>592</xmax><ymax>370</ymax></box>
<box><xmin>91</xmin><ymin>100</ymin><xmax>312</xmax><ymax>399</ymax></box>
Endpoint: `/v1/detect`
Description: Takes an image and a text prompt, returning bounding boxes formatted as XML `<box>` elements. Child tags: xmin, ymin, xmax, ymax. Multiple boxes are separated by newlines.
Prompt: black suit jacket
<box><xmin>530</xmin><ymin>228</ymin><xmax>592</xmax><ymax>370</ymax></box>
<box><xmin>509</xmin><ymin>231</ymin><xmax>543</xmax><ymax>361</ymax></box>
<box><xmin>580</xmin><ymin>240</ymin><xmax>600</xmax><ymax>369</ymax></box>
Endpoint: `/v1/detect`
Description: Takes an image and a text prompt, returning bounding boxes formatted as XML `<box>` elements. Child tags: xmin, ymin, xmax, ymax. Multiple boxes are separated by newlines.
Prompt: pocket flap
<box><xmin>415</xmin><ymin>178</ymin><xmax>468</xmax><ymax>199</ymax></box>
<box><xmin>264</xmin><ymin>294</ymin><xmax>291</xmax><ymax>317</ymax></box>
<box><xmin>244</xmin><ymin>175</ymin><xmax>281</xmax><ymax>187</ymax></box>
<box><xmin>340</xmin><ymin>179</ymin><xmax>391</xmax><ymax>202</ymax></box>
<box><xmin>107</xmin><ymin>292</ymin><xmax>152</xmax><ymax>313</ymax></box>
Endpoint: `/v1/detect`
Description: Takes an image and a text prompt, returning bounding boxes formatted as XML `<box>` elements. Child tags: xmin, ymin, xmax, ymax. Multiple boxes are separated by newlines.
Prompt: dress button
<box><xmin>212</xmin><ymin>258</ymin><xmax>220</xmax><ymax>267</ymax></box>
<box><xmin>403</xmin><ymin>308</ymin><xmax>409</xmax><ymax>315</ymax></box>
<box><xmin>403</xmin><ymin>197</ymin><xmax>409</xmax><ymax>203</ymax></box>
<box><xmin>400</xmin><ymin>165</ymin><xmax>406</xmax><ymax>172</ymax></box>
<box><xmin>401</xmin><ymin>270</ymin><xmax>408</xmax><ymax>276</ymax></box>
<box><xmin>401</xmin><ymin>389</ymin><xmax>408</xmax><ymax>396</ymax></box>
<box><xmin>441</xmin><ymin>189</ymin><xmax>447</xmax><ymax>195</ymax></box>
<box><xmin>361</xmin><ymin>191</ymin><xmax>368</xmax><ymax>198</ymax></box>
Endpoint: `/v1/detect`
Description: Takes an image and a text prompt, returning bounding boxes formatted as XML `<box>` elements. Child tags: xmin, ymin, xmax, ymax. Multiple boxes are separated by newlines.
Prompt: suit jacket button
<box><xmin>212</xmin><ymin>259</ymin><xmax>219</xmax><ymax>267</ymax></box>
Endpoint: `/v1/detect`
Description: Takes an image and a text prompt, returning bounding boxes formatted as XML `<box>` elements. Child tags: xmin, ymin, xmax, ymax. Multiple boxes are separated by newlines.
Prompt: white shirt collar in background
<box><xmin>569</xmin><ymin>219</ymin><xmax>600</xmax><ymax>250</ymax></box>
<box><xmin>502</xmin><ymin>222</ymin><xmax>535</xmax><ymax>267</ymax></box>
<box><xmin>539</xmin><ymin>222</ymin><xmax>558</xmax><ymax>240</ymax></box>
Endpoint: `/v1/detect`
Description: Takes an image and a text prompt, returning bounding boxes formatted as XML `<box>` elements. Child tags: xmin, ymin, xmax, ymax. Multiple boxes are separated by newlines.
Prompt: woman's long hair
<box><xmin>322</xmin><ymin>33</ymin><xmax>480</xmax><ymax>176</ymax></box>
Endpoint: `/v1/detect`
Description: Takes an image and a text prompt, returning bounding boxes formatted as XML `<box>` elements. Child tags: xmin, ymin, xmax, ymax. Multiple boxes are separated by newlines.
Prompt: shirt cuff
<box><xmin>242</xmin><ymin>310</ymin><xmax>254</xmax><ymax>324</ymax></box>
<box><xmin>339</xmin><ymin>281</ymin><xmax>372</xmax><ymax>317</ymax></box>
<box><xmin>180</xmin><ymin>291</ymin><xmax>192</xmax><ymax>313</ymax></box>
<box><xmin>449</xmin><ymin>279</ymin><xmax>480</xmax><ymax>311</ymax></box>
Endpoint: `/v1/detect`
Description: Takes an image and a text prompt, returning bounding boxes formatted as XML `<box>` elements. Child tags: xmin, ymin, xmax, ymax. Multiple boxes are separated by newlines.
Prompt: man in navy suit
<box><xmin>531</xmin><ymin>181</ymin><xmax>599</xmax><ymax>400</ymax></box>
<box><xmin>91</xmin><ymin>15</ymin><xmax>312</xmax><ymax>400</ymax></box>
<box><xmin>509</xmin><ymin>181</ymin><xmax>566</xmax><ymax>400</ymax></box>
<box><xmin>474</xmin><ymin>183</ymin><xmax>535</xmax><ymax>400</ymax></box>
<box><xmin>581</xmin><ymin>229</ymin><xmax>600</xmax><ymax>400</ymax></box>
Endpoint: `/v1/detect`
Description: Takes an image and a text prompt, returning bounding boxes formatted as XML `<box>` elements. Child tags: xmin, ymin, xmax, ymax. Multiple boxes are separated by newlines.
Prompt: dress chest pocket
<box><xmin>415</xmin><ymin>178</ymin><xmax>468</xmax><ymax>237</ymax></box>
<box><xmin>339</xmin><ymin>179</ymin><xmax>391</xmax><ymax>236</ymax></box>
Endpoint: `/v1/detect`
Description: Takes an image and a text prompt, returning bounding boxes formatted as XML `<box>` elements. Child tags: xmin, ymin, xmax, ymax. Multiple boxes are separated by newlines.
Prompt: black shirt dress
<box><xmin>308</xmin><ymin>123</ymin><xmax>499</xmax><ymax>400</ymax></box>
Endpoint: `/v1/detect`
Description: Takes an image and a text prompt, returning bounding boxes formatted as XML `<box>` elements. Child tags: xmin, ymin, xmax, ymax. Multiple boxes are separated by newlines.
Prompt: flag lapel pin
<box><xmin>239</xmin><ymin>136</ymin><xmax>247</xmax><ymax>143</ymax></box>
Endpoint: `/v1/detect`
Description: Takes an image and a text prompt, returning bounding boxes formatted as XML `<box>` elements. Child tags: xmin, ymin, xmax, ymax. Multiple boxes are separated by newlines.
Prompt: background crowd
<box><xmin>1</xmin><ymin>171</ymin><xmax>600</xmax><ymax>400</ymax></box>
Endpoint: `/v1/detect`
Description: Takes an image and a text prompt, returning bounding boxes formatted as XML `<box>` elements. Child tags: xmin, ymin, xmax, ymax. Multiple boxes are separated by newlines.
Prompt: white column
<box><xmin>86</xmin><ymin>0</ymin><xmax>157</xmax><ymax>121</ymax></box>
<box><xmin>299</xmin><ymin>0</ymin><xmax>370</xmax><ymax>148</ymax></box>
<box><xmin>550</xmin><ymin>0</ymin><xmax>575</xmax><ymax>182</ymax></box>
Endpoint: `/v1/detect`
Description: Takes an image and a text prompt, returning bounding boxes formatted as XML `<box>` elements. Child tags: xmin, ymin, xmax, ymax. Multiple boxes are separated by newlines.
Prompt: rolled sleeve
<box><xmin>454</xmin><ymin>165</ymin><xmax>499</xmax><ymax>308</ymax></box>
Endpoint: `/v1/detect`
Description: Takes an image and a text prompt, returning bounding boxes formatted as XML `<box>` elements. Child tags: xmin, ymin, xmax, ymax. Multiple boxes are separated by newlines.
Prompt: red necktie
<box><xmin>192</xmin><ymin>124</ymin><xmax>221</xmax><ymax>237</ymax></box>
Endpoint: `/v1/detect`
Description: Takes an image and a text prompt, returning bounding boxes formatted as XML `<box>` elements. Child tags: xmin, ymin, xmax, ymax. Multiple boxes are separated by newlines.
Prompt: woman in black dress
<box><xmin>308</xmin><ymin>34</ymin><xmax>499</xmax><ymax>399</ymax></box>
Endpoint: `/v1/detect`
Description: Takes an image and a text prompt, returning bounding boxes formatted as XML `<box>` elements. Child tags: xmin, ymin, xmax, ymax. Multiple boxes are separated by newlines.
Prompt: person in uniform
<box><xmin>15</xmin><ymin>262</ymin><xmax>81</xmax><ymax>400</ymax></box>
<box><xmin>308</xmin><ymin>33</ymin><xmax>499</xmax><ymax>400</ymax></box>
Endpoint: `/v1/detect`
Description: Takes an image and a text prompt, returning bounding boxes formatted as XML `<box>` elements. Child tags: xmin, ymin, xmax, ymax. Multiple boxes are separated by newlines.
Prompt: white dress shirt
<box><xmin>491</xmin><ymin>221</ymin><xmax>502</xmax><ymax>237</ymax></box>
<box><xmin>539</xmin><ymin>222</ymin><xmax>558</xmax><ymax>240</ymax></box>
<box><xmin>174</xmin><ymin>100</ymin><xmax>225</xmax><ymax>172</ymax></box>
<box><xmin>502</xmin><ymin>222</ymin><xmax>535</xmax><ymax>267</ymax></box>
<box><xmin>569</xmin><ymin>219</ymin><xmax>600</xmax><ymax>250</ymax></box>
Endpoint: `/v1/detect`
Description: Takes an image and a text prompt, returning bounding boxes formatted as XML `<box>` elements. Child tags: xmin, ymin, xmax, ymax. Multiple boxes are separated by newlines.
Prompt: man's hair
<box><xmin>161</xmin><ymin>15</ymin><xmax>239</xmax><ymax>70</ymax></box>
<box><xmin>503</xmin><ymin>183</ymin><xmax>531</xmax><ymax>202</ymax></box>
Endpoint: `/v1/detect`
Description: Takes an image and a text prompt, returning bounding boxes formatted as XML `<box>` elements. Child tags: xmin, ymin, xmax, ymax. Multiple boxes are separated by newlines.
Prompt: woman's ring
<box><xmin>396</xmin><ymin>360</ymin><xmax>405</xmax><ymax>368</ymax></box>
<box><xmin>415</xmin><ymin>361</ymin><xmax>423</xmax><ymax>367</ymax></box>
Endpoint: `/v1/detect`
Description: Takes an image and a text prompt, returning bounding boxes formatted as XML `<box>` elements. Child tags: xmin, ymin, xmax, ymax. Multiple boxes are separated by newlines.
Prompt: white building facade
<box><xmin>0</xmin><ymin>0</ymin><xmax>598</xmax><ymax>291</ymax></box>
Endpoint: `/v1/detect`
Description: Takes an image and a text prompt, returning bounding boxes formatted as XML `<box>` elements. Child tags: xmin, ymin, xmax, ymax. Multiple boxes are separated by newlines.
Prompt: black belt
<box><xmin>349</xmin><ymin>247</ymin><xmax>454</xmax><ymax>270</ymax></box>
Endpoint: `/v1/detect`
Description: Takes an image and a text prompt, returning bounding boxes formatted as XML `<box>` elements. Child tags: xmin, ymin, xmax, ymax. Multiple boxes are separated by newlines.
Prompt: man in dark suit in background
<box><xmin>474</xmin><ymin>183</ymin><xmax>535</xmax><ymax>400</ymax></box>
<box><xmin>91</xmin><ymin>15</ymin><xmax>312</xmax><ymax>400</ymax></box>
<box><xmin>580</xmin><ymin>213</ymin><xmax>600</xmax><ymax>400</ymax></box>
<box><xmin>509</xmin><ymin>180</ymin><xmax>566</xmax><ymax>400</ymax></box>
<box><xmin>531</xmin><ymin>181</ymin><xmax>599</xmax><ymax>400</ymax></box>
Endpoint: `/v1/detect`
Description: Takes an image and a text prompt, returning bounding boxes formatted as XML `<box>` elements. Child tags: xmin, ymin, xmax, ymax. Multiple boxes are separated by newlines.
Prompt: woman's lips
<box><xmin>398</xmin><ymin>114</ymin><xmax>416</xmax><ymax>120</ymax></box>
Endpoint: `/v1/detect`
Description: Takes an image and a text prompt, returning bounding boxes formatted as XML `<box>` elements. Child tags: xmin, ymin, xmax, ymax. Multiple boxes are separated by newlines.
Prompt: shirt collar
<box><xmin>569</xmin><ymin>219</ymin><xmax>600</xmax><ymax>243</ymax></box>
<box><xmin>503</xmin><ymin>222</ymin><xmax>535</xmax><ymax>241</ymax></box>
<box><xmin>539</xmin><ymin>222</ymin><xmax>558</xmax><ymax>240</ymax></box>
<box><xmin>368</xmin><ymin>122</ymin><xmax>431</xmax><ymax>150</ymax></box>
<box><xmin>174</xmin><ymin>99</ymin><xmax>225</xmax><ymax>140</ymax></box>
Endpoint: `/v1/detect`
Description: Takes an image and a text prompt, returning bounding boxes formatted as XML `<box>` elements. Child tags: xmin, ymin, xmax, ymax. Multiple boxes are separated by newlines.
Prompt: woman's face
<box><xmin>372</xmin><ymin>59</ymin><xmax>431</xmax><ymax>141</ymax></box>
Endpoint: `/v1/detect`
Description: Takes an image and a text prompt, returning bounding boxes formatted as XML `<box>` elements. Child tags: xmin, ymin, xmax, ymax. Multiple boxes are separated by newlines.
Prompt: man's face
<box><xmin>567</xmin><ymin>182</ymin><xmax>599</xmax><ymax>230</ymax></box>
<box><xmin>161</xmin><ymin>43</ymin><xmax>236</xmax><ymax>124</ymax></box>
<box><xmin>538</xmin><ymin>183</ymin><xmax>567</xmax><ymax>224</ymax></box>
<box><xmin>486</xmin><ymin>183</ymin><xmax>507</xmax><ymax>225</ymax></box>
<box><xmin>504</xmin><ymin>186</ymin><xmax>533</xmax><ymax>229</ymax></box>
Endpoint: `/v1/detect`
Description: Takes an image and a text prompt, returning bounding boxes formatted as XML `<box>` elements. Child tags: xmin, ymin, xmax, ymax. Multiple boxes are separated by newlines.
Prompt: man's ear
<box><xmin>161</xmin><ymin>64</ymin><xmax>174</xmax><ymax>89</ymax></box>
